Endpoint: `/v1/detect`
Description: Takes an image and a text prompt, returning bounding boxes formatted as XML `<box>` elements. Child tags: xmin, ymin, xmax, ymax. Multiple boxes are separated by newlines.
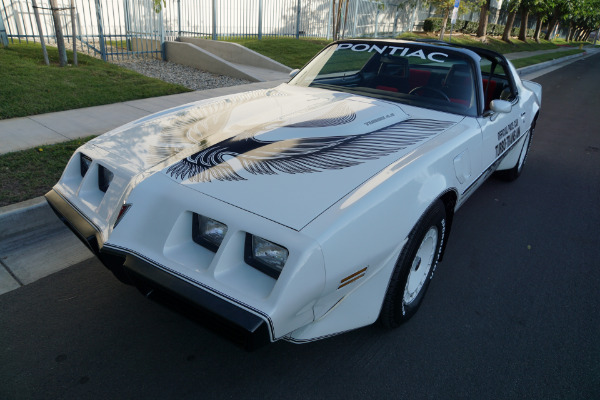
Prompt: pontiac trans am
<box><xmin>46</xmin><ymin>39</ymin><xmax>542</xmax><ymax>350</ymax></box>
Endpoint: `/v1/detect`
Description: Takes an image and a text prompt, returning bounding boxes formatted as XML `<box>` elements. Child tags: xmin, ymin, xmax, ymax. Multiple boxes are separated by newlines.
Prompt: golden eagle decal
<box><xmin>166</xmin><ymin>119</ymin><xmax>455</xmax><ymax>183</ymax></box>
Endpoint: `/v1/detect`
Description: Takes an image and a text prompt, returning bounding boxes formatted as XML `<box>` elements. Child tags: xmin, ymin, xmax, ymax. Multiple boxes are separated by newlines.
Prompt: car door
<box><xmin>476</xmin><ymin>56</ymin><xmax>525</xmax><ymax>174</ymax></box>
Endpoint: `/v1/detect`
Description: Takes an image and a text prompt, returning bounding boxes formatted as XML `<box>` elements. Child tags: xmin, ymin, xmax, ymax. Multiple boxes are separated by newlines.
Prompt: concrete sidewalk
<box><xmin>0</xmin><ymin>80</ymin><xmax>287</xmax><ymax>155</ymax></box>
<box><xmin>0</xmin><ymin>45</ymin><xmax>598</xmax><ymax>295</ymax></box>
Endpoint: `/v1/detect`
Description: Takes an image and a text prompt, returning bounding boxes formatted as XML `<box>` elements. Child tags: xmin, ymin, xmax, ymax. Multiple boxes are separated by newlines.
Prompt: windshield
<box><xmin>289</xmin><ymin>41</ymin><xmax>478</xmax><ymax>117</ymax></box>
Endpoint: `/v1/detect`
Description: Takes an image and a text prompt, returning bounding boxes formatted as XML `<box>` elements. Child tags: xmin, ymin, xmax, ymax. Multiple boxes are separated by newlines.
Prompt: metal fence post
<box><xmin>258</xmin><ymin>0</ymin><xmax>263</xmax><ymax>40</ymax></box>
<box><xmin>352</xmin><ymin>0</ymin><xmax>359</xmax><ymax>38</ymax></box>
<box><xmin>393</xmin><ymin>7</ymin><xmax>400</xmax><ymax>36</ymax></box>
<box><xmin>94</xmin><ymin>0</ymin><xmax>106</xmax><ymax>61</ymax></box>
<box><xmin>159</xmin><ymin>7</ymin><xmax>165</xmax><ymax>60</ymax></box>
<box><xmin>409</xmin><ymin>0</ymin><xmax>421</xmax><ymax>33</ymax></box>
<box><xmin>374</xmin><ymin>5</ymin><xmax>379</xmax><ymax>38</ymax></box>
<box><xmin>326</xmin><ymin>0</ymin><xmax>333</xmax><ymax>40</ymax></box>
<box><xmin>0</xmin><ymin>9</ymin><xmax>8</xmax><ymax>47</ymax></box>
<box><xmin>212</xmin><ymin>0</ymin><xmax>217</xmax><ymax>40</ymax></box>
<box><xmin>31</xmin><ymin>0</ymin><xmax>49</xmax><ymax>63</ymax></box>
<box><xmin>70</xmin><ymin>0</ymin><xmax>77</xmax><ymax>66</ymax></box>
<box><xmin>124</xmin><ymin>0</ymin><xmax>132</xmax><ymax>51</ymax></box>
<box><xmin>177</xmin><ymin>0</ymin><xmax>181</xmax><ymax>39</ymax></box>
<box><xmin>296</xmin><ymin>0</ymin><xmax>301</xmax><ymax>39</ymax></box>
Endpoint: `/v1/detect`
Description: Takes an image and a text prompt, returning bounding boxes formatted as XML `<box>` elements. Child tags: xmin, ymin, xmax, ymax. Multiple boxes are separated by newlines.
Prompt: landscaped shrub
<box><xmin>488</xmin><ymin>24</ymin><xmax>503</xmax><ymax>36</ymax></box>
<box><xmin>423</xmin><ymin>18</ymin><xmax>444</xmax><ymax>33</ymax></box>
<box><xmin>452</xmin><ymin>19</ymin><xmax>468</xmax><ymax>32</ymax></box>
<box><xmin>462</xmin><ymin>20</ymin><xmax>479</xmax><ymax>34</ymax></box>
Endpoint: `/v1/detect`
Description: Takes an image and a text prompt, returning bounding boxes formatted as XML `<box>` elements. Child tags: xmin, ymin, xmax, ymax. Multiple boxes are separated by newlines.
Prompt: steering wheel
<box><xmin>409</xmin><ymin>86</ymin><xmax>450</xmax><ymax>102</ymax></box>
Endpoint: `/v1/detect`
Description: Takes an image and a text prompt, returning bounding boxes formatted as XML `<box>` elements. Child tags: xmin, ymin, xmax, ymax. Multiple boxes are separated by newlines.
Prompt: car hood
<box><xmin>92</xmin><ymin>84</ymin><xmax>461</xmax><ymax>230</ymax></box>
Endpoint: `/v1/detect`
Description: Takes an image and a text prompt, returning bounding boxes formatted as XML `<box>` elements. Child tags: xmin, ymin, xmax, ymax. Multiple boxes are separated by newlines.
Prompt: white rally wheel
<box><xmin>380</xmin><ymin>200</ymin><xmax>446</xmax><ymax>328</ymax></box>
<box><xmin>403</xmin><ymin>227</ymin><xmax>438</xmax><ymax>305</ymax></box>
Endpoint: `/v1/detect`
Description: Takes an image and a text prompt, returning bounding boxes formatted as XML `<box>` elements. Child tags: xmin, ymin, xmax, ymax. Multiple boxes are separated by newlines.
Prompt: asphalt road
<box><xmin>1</xmin><ymin>54</ymin><xmax>599</xmax><ymax>400</ymax></box>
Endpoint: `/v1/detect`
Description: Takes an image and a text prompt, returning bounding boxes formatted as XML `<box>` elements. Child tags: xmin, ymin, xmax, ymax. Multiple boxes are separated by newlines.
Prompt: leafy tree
<box><xmin>530</xmin><ymin>0</ymin><xmax>553</xmax><ymax>42</ymax></box>
<box><xmin>152</xmin><ymin>0</ymin><xmax>165</xmax><ymax>13</ymax></box>
<box><xmin>476</xmin><ymin>0</ymin><xmax>491</xmax><ymax>38</ymax></box>
<box><xmin>514</xmin><ymin>0</ymin><xmax>545</xmax><ymax>42</ymax></box>
<box><xmin>563</xmin><ymin>0</ymin><xmax>600</xmax><ymax>41</ymax></box>
<box><xmin>331</xmin><ymin>0</ymin><xmax>351</xmax><ymax>40</ymax></box>
<box><xmin>502</xmin><ymin>0</ymin><xmax>521</xmax><ymax>42</ymax></box>
<box><xmin>49</xmin><ymin>0</ymin><xmax>67</xmax><ymax>66</ymax></box>
<box><xmin>426</xmin><ymin>0</ymin><xmax>480</xmax><ymax>40</ymax></box>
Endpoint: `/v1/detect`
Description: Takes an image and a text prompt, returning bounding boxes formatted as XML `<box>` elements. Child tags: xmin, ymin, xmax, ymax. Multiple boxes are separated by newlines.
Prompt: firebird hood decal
<box><xmin>166</xmin><ymin>119</ymin><xmax>454</xmax><ymax>183</ymax></box>
<box><xmin>89</xmin><ymin>84</ymin><xmax>461</xmax><ymax>229</ymax></box>
<box><xmin>146</xmin><ymin>88</ymin><xmax>293</xmax><ymax>165</ymax></box>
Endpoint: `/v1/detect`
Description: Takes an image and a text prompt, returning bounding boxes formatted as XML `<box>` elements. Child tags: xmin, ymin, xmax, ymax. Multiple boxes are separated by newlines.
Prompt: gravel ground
<box><xmin>112</xmin><ymin>58</ymin><xmax>252</xmax><ymax>91</ymax></box>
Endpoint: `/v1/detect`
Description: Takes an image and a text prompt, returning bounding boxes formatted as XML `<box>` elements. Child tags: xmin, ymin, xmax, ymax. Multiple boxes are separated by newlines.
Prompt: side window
<box><xmin>480</xmin><ymin>57</ymin><xmax>516</xmax><ymax>110</ymax></box>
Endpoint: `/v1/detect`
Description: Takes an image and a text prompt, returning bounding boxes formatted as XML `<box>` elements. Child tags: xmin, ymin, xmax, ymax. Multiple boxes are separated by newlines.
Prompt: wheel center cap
<box><xmin>413</xmin><ymin>256</ymin><xmax>422</xmax><ymax>272</ymax></box>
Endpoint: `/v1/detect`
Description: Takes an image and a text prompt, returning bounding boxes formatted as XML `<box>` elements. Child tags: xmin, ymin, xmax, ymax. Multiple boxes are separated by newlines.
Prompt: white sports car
<box><xmin>46</xmin><ymin>39</ymin><xmax>541</xmax><ymax>350</ymax></box>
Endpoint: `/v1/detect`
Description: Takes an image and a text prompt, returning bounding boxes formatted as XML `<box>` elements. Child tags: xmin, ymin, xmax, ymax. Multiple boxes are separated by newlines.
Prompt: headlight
<box><xmin>192</xmin><ymin>213</ymin><xmax>228</xmax><ymax>252</ymax></box>
<box><xmin>244</xmin><ymin>234</ymin><xmax>288</xmax><ymax>279</ymax></box>
<box><xmin>98</xmin><ymin>165</ymin><xmax>114</xmax><ymax>193</ymax></box>
<box><xmin>80</xmin><ymin>154</ymin><xmax>92</xmax><ymax>177</ymax></box>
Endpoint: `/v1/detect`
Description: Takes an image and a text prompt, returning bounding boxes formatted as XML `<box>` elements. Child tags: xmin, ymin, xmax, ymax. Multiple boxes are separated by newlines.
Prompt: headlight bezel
<box><xmin>192</xmin><ymin>213</ymin><xmax>228</xmax><ymax>252</ymax></box>
<box><xmin>98</xmin><ymin>164</ymin><xmax>114</xmax><ymax>193</ymax></box>
<box><xmin>244</xmin><ymin>234</ymin><xmax>289</xmax><ymax>279</ymax></box>
<box><xmin>80</xmin><ymin>153</ymin><xmax>92</xmax><ymax>177</ymax></box>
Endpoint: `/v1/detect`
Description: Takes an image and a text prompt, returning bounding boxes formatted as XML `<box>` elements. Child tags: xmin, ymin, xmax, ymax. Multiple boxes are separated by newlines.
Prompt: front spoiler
<box><xmin>45</xmin><ymin>189</ymin><xmax>272</xmax><ymax>351</ymax></box>
<box><xmin>45</xmin><ymin>189</ymin><xmax>103</xmax><ymax>254</ymax></box>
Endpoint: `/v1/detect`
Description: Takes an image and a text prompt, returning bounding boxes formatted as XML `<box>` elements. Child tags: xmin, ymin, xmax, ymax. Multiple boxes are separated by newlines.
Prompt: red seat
<box><xmin>376</xmin><ymin>85</ymin><xmax>399</xmax><ymax>92</ymax></box>
<box><xmin>450</xmin><ymin>98</ymin><xmax>469</xmax><ymax>106</ymax></box>
<box><xmin>482</xmin><ymin>79</ymin><xmax>497</xmax><ymax>110</ymax></box>
<box><xmin>409</xmin><ymin>70</ymin><xmax>431</xmax><ymax>90</ymax></box>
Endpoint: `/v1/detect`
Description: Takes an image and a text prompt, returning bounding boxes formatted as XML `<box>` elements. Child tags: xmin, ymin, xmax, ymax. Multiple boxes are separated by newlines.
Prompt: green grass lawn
<box><xmin>0</xmin><ymin>137</ymin><xmax>95</xmax><ymax>207</ymax></box>
<box><xmin>223</xmin><ymin>37</ymin><xmax>331</xmax><ymax>69</ymax></box>
<box><xmin>510</xmin><ymin>49</ymin><xmax>584</xmax><ymax>69</ymax></box>
<box><xmin>427</xmin><ymin>35</ymin><xmax>560</xmax><ymax>53</ymax></box>
<box><xmin>0</xmin><ymin>43</ymin><xmax>191</xmax><ymax>120</ymax></box>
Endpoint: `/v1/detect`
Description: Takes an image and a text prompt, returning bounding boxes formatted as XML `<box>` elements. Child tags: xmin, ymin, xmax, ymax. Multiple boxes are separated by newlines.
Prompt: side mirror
<box><xmin>490</xmin><ymin>99</ymin><xmax>512</xmax><ymax>114</ymax></box>
<box><xmin>289</xmin><ymin>69</ymin><xmax>300</xmax><ymax>79</ymax></box>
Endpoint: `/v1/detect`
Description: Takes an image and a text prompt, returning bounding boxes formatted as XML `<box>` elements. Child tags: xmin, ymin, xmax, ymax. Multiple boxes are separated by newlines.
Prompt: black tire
<box><xmin>495</xmin><ymin>119</ymin><xmax>535</xmax><ymax>181</ymax></box>
<box><xmin>379</xmin><ymin>200</ymin><xmax>447</xmax><ymax>328</ymax></box>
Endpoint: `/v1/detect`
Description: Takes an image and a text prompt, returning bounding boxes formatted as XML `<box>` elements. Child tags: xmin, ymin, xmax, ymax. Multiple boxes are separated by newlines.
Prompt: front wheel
<box><xmin>379</xmin><ymin>201</ymin><xmax>447</xmax><ymax>328</ymax></box>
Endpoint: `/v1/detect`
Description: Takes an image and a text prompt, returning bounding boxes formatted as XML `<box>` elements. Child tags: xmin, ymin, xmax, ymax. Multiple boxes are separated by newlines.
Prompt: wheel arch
<box><xmin>437</xmin><ymin>189</ymin><xmax>458</xmax><ymax>262</ymax></box>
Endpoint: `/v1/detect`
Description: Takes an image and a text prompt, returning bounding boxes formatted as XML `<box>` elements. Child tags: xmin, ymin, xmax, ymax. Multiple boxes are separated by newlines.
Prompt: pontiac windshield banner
<box><xmin>336</xmin><ymin>43</ymin><xmax>449</xmax><ymax>63</ymax></box>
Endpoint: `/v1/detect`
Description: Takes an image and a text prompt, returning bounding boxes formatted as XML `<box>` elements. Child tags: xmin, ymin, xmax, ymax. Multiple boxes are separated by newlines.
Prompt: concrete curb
<box><xmin>517</xmin><ymin>51</ymin><xmax>587</xmax><ymax>76</ymax></box>
<box><xmin>0</xmin><ymin>196</ymin><xmax>54</xmax><ymax>241</ymax></box>
<box><xmin>0</xmin><ymin>195</ymin><xmax>94</xmax><ymax>295</ymax></box>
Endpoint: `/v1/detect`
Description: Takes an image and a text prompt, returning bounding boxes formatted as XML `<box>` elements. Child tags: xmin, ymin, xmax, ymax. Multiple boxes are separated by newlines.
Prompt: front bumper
<box><xmin>45</xmin><ymin>189</ymin><xmax>103</xmax><ymax>254</ymax></box>
<box><xmin>45</xmin><ymin>189</ymin><xmax>272</xmax><ymax>351</ymax></box>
